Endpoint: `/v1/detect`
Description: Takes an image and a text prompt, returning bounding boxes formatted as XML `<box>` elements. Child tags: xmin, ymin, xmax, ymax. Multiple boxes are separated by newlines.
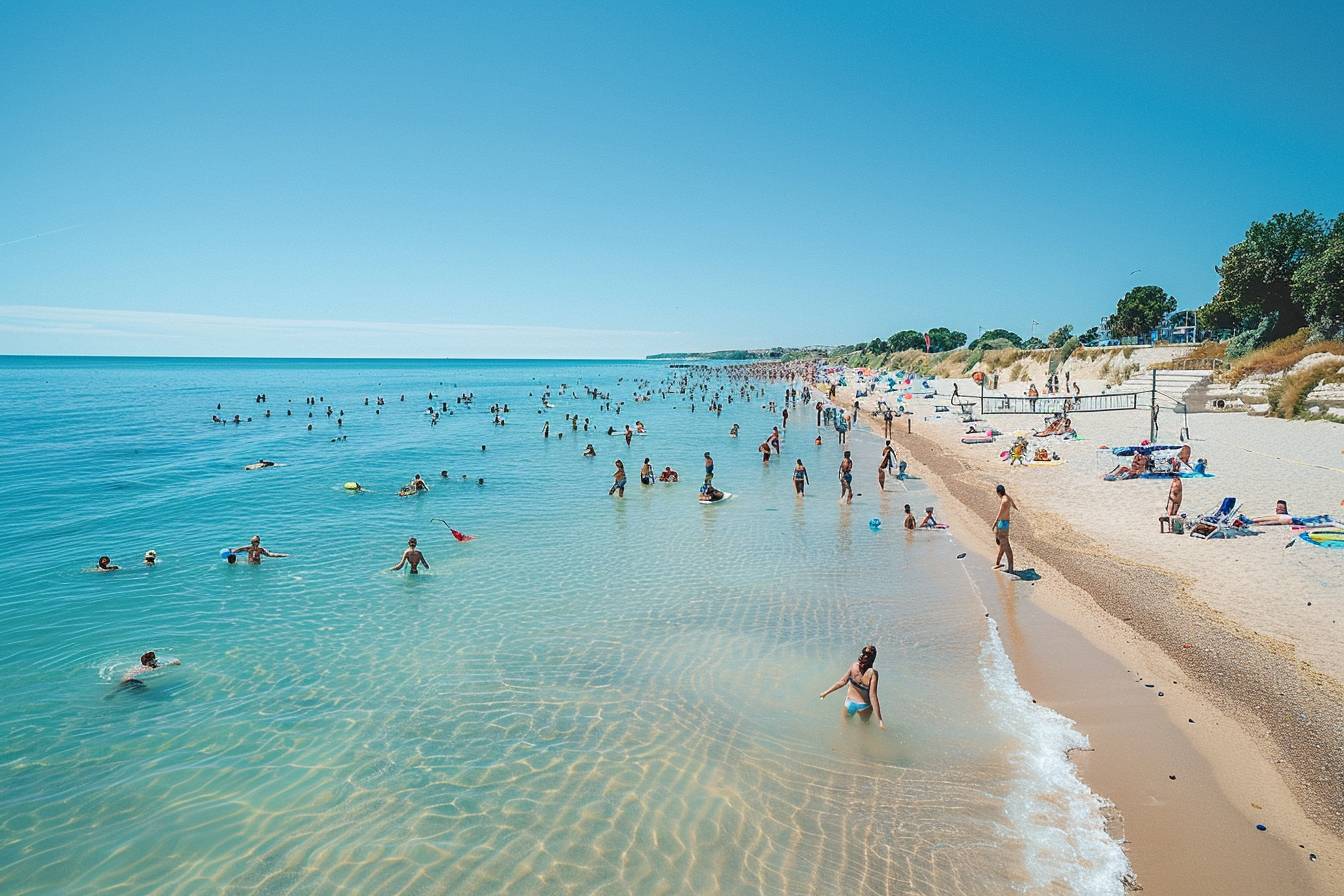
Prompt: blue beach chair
<box><xmin>1189</xmin><ymin>497</ymin><xmax>1241</xmax><ymax>539</ymax></box>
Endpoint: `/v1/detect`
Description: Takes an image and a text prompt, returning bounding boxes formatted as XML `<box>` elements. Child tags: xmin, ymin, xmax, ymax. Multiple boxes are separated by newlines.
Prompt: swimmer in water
<box><xmin>390</xmin><ymin>537</ymin><xmax>430</xmax><ymax>574</ymax></box>
<box><xmin>640</xmin><ymin>458</ymin><xmax>654</xmax><ymax>485</ymax></box>
<box><xmin>793</xmin><ymin>458</ymin><xmax>809</xmax><ymax>495</ymax></box>
<box><xmin>903</xmin><ymin>504</ymin><xmax>916</xmax><ymax>529</ymax></box>
<box><xmin>920</xmin><ymin>506</ymin><xmax>940</xmax><ymax>528</ymax></box>
<box><xmin>243</xmin><ymin>459</ymin><xmax>276</xmax><ymax>471</ymax></box>
<box><xmin>583</xmin><ymin>443</ymin><xmax>597</xmax><ymax>457</ymax></box>
<box><xmin>659</xmin><ymin>466</ymin><xmax>679</xmax><ymax>482</ymax></box>
<box><xmin>610</xmin><ymin>460</ymin><xmax>627</xmax><ymax>497</ymax></box>
<box><xmin>399</xmin><ymin>474</ymin><xmax>429</xmax><ymax>496</ymax></box>
<box><xmin>758</xmin><ymin>439</ymin><xmax>772</xmax><ymax>462</ymax></box>
<box><xmin>700</xmin><ymin>483</ymin><xmax>725</xmax><ymax>502</ymax></box>
<box><xmin>729</xmin><ymin>423</ymin><xmax>739</xmax><ymax>437</ymax></box>
<box><xmin>229</xmin><ymin>535</ymin><xmax>289</xmax><ymax>563</ymax></box>
<box><xmin>818</xmin><ymin>644</ymin><xmax>884</xmax><ymax>730</ymax></box>
<box><xmin>143</xmin><ymin>550</ymin><xmax>157</xmax><ymax>566</ymax></box>
<box><xmin>95</xmin><ymin>555</ymin><xmax>120</xmax><ymax>572</ymax></box>
<box><xmin>122</xmin><ymin>650</ymin><xmax>180</xmax><ymax>684</ymax></box>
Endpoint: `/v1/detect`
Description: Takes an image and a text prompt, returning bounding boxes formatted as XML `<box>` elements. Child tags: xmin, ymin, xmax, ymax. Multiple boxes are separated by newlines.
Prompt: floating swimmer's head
<box><xmin>140</xmin><ymin>651</ymin><xmax>157</xmax><ymax>667</ymax></box>
<box><xmin>250</xmin><ymin>536</ymin><xmax>261</xmax><ymax>545</ymax></box>
<box><xmin>407</xmin><ymin>537</ymin><xmax>417</xmax><ymax>547</ymax></box>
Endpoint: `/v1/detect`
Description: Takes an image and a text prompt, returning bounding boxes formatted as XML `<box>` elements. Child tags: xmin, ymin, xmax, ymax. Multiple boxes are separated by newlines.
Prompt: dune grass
<box><xmin>1223</xmin><ymin>330</ymin><xmax>1344</xmax><ymax>384</ymax></box>
<box><xmin>1264</xmin><ymin>360</ymin><xmax>1344</xmax><ymax>419</ymax></box>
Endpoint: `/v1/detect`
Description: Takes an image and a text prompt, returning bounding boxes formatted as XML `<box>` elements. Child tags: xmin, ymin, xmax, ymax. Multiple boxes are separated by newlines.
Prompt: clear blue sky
<box><xmin>2</xmin><ymin>2</ymin><xmax>1341</xmax><ymax>357</ymax></box>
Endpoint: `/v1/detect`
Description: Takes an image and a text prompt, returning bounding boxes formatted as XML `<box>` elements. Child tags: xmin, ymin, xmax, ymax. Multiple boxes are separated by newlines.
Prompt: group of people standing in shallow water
<box><xmin>100</xmin><ymin>361</ymin><xmax>920</xmax><ymax>733</ymax></box>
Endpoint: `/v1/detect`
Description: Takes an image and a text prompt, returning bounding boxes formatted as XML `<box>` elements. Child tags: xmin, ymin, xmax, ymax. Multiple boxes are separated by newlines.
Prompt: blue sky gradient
<box><xmin>1</xmin><ymin>2</ymin><xmax>1340</xmax><ymax>357</ymax></box>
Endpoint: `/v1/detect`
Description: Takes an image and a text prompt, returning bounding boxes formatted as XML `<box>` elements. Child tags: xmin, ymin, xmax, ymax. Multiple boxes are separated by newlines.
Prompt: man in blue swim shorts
<box><xmin>993</xmin><ymin>484</ymin><xmax>1018</xmax><ymax>573</ymax></box>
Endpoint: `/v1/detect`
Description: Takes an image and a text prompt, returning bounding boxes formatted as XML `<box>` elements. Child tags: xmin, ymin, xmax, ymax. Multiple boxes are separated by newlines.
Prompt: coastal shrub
<box><xmin>1008</xmin><ymin>362</ymin><xmax>1027</xmax><ymax>382</ymax></box>
<box><xmin>1047</xmin><ymin>337</ymin><xmax>1082</xmax><ymax>373</ymax></box>
<box><xmin>1266</xmin><ymin>360</ymin><xmax>1344</xmax><ymax>419</ymax></box>
<box><xmin>1223</xmin><ymin>314</ymin><xmax>1280</xmax><ymax>361</ymax></box>
<box><xmin>1058</xmin><ymin>336</ymin><xmax>1081</xmax><ymax>365</ymax></box>
<box><xmin>962</xmin><ymin>348</ymin><xmax>984</xmax><ymax>373</ymax></box>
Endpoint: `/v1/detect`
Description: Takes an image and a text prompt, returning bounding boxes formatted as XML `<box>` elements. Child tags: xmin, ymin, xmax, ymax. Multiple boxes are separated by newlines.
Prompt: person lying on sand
<box><xmin>1106</xmin><ymin>452</ymin><xmax>1149</xmax><ymax>479</ymax></box>
<box><xmin>1033</xmin><ymin>416</ymin><xmax>1073</xmax><ymax>437</ymax></box>
<box><xmin>1250</xmin><ymin>500</ymin><xmax>1294</xmax><ymax>526</ymax></box>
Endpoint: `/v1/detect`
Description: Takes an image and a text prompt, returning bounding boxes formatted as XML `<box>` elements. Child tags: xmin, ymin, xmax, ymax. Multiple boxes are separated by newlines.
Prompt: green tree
<box><xmin>1198</xmin><ymin>211</ymin><xmax>1327</xmax><ymax>338</ymax></box>
<box><xmin>1022</xmin><ymin>336</ymin><xmax>1045</xmax><ymax>349</ymax></box>
<box><xmin>1292</xmin><ymin>213</ymin><xmax>1344</xmax><ymax>340</ymax></box>
<box><xmin>886</xmin><ymin>330</ymin><xmax>924</xmax><ymax>352</ymax></box>
<box><xmin>926</xmin><ymin>327</ymin><xmax>968</xmax><ymax>352</ymax></box>
<box><xmin>1078</xmin><ymin>326</ymin><xmax>1100</xmax><ymax>346</ymax></box>
<box><xmin>866</xmin><ymin>338</ymin><xmax>885</xmax><ymax>354</ymax></box>
<box><xmin>1047</xmin><ymin>324</ymin><xmax>1073</xmax><ymax>347</ymax></box>
<box><xmin>1106</xmin><ymin>285</ymin><xmax>1176</xmax><ymax>339</ymax></box>
<box><xmin>969</xmin><ymin>328</ymin><xmax>1023</xmax><ymax>349</ymax></box>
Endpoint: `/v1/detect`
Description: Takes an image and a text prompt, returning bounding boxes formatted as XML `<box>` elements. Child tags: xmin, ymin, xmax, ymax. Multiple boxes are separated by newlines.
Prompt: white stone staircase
<box><xmin>1117</xmin><ymin>368</ymin><xmax>1213</xmax><ymax>407</ymax></box>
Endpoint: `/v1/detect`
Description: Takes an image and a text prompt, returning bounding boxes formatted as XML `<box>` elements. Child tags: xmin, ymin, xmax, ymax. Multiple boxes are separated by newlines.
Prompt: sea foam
<box><xmin>980</xmin><ymin>618</ymin><xmax>1133</xmax><ymax>894</ymax></box>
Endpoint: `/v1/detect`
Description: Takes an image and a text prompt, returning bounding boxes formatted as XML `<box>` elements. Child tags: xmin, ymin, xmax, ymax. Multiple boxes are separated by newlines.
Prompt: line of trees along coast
<box><xmin>837</xmin><ymin>209</ymin><xmax>1343</xmax><ymax>363</ymax></box>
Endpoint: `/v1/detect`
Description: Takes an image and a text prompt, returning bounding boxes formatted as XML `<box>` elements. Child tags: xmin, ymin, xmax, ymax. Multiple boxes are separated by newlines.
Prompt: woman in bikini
<box><xmin>818</xmin><ymin>644</ymin><xmax>884</xmax><ymax>729</ymax></box>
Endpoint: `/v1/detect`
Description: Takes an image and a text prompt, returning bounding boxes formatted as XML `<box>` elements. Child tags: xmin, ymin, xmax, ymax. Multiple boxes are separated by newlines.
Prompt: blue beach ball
<box><xmin>219</xmin><ymin>549</ymin><xmax>233</xmax><ymax>560</ymax></box>
<box><xmin>868</xmin><ymin>518</ymin><xmax>882</xmax><ymax>530</ymax></box>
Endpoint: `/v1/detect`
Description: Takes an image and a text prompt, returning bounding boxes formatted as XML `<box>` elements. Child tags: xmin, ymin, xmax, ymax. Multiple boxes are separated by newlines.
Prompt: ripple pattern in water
<box><xmin>0</xmin><ymin>358</ymin><xmax>1122</xmax><ymax>895</ymax></box>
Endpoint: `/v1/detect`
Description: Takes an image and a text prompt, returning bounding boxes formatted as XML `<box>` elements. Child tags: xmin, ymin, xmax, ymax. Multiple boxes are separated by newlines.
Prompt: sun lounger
<box><xmin>1188</xmin><ymin>497</ymin><xmax>1243</xmax><ymax>539</ymax></box>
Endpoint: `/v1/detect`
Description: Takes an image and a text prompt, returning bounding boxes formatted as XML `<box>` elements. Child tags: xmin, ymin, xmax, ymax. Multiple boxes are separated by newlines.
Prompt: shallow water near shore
<box><xmin>0</xmin><ymin>357</ymin><xmax>1127</xmax><ymax>895</ymax></box>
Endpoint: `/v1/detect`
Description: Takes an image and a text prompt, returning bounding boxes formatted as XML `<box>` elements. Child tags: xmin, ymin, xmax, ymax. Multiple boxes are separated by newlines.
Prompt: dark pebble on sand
<box><xmin>1158</xmin><ymin>691</ymin><xmax>1164</xmax><ymax>697</ymax></box>
<box><xmin>1169</xmin><ymin>775</ymin><xmax>1176</xmax><ymax>780</ymax></box>
<box><xmin>1188</xmin><ymin>718</ymin><xmax>1195</xmax><ymax>724</ymax></box>
<box><xmin>1256</xmin><ymin>824</ymin><xmax>1267</xmax><ymax>831</ymax></box>
<box><xmin>1145</xmin><ymin>684</ymin><xmax>1154</xmax><ymax>688</ymax></box>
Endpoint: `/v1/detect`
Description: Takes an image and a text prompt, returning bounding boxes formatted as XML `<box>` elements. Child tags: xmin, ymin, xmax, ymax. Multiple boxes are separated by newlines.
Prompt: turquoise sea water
<box><xmin>0</xmin><ymin>357</ymin><xmax>1127</xmax><ymax>895</ymax></box>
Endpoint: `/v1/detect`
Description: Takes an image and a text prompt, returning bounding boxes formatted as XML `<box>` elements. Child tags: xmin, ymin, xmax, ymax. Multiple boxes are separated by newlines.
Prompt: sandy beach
<box><xmin>824</xmin><ymin>364</ymin><xmax>1344</xmax><ymax>894</ymax></box>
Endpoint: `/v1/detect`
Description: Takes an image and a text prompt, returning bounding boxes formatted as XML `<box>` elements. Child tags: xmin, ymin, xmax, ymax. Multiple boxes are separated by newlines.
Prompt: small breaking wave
<box><xmin>980</xmin><ymin>618</ymin><xmax>1133</xmax><ymax>894</ymax></box>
